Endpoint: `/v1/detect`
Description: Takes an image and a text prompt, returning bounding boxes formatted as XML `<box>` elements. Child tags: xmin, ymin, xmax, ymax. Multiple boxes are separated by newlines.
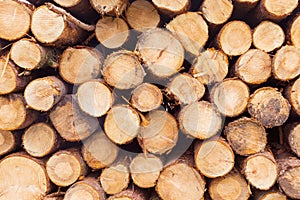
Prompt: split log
<box><xmin>224</xmin><ymin>117</ymin><xmax>267</xmax><ymax>156</ymax></box>
<box><xmin>285</xmin><ymin>122</ymin><xmax>300</xmax><ymax>157</ymax></box>
<box><xmin>285</xmin><ymin>77</ymin><xmax>300</xmax><ymax>116</ymax></box>
<box><xmin>190</xmin><ymin>48</ymin><xmax>229</xmax><ymax>85</ymax></box>
<box><xmin>217</xmin><ymin>20</ymin><xmax>252</xmax><ymax>56</ymax></box>
<box><xmin>82</xmin><ymin>130</ymin><xmax>119</xmax><ymax>170</ymax></box>
<box><xmin>152</xmin><ymin>0</ymin><xmax>190</xmax><ymax>16</ymax></box>
<box><xmin>287</xmin><ymin>14</ymin><xmax>300</xmax><ymax>49</ymax></box>
<box><xmin>253</xmin><ymin>21</ymin><xmax>285</xmax><ymax>53</ymax></box>
<box><xmin>255</xmin><ymin>190</ymin><xmax>287</xmax><ymax>200</ymax></box>
<box><xmin>59</xmin><ymin>46</ymin><xmax>103</xmax><ymax>84</ymax></box>
<box><xmin>136</xmin><ymin>28</ymin><xmax>184</xmax><ymax>78</ymax></box>
<box><xmin>104</xmin><ymin>105</ymin><xmax>140</xmax><ymax>145</ymax></box>
<box><xmin>178</xmin><ymin>101</ymin><xmax>223</xmax><ymax>140</ymax></box>
<box><xmin>46</xmin><ymin>148</ymin><xmax>87</xmax><ymax>187</ymax></box>
<box><xmin>247</xmin><ymin>87</ymin><xmax>291</xmax><ymax>128</ymax></box>
<box><xmin>0</xmin><ymin>130</ymin><xmax>20</xmax><ymax>156</ymax></box>
<box><xmin>210</xmin><ymin>78</ymin><xmax>250</xmax><ymax>117</ymax></box>
<box><xmin>102</xmin><ymin>50</ymin><xmax>145</xmax><ymax>90</ymax></box>
<box><xmin>89</xmin><ymin>0</ymin><xmax>128</xmax><ymax>16</ymax></box>
<box><xmin>126</xmin><ymin>0</ymin><xmax>160</xmax><ymax>32</ymax></box>
<box><xmin>43</xmin><ymin>193</ymin><xmax>64</xmax><ymax>200</ymax></box>
<box><xmin>49</xmin><ymin>95</ymin><xmax>99</xmax><ymax>142</ymax></box>
<box><xmin>234</xmin><ymin>49</ymin><xmax>272</xmax><ymax>85</ymax></box>
<box><xmin>108</xmin><ymin>185</ymin><xmax>148</xmax><ymax>200</ymax></box>
<box><xmin>166</xmin><ymin>12</ymin><xmax>209</xmax><ymax>56</ymax></box>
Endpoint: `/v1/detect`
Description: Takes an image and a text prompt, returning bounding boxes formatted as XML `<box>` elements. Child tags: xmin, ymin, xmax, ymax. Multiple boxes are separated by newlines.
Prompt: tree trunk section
<box><xmin>89</xmin><ymin>0</ymin><xmax>128</xmax><ymax>16</ymax></box>
<box><xmin>108</xmin><ymin>185</ymin><xmax>149</xmax><ymax>200</ymax></box>
<box><xmin>287</xmin><ymin>14</ymin><xmax>300</xmax><ymax>49</ymax></box>
<box><xmin>0</xmin><ymin>130</ymin><xmax>21</xmax><ymax>156</ymax></box>
<box><xmin>43</xmin><ymin>193</ymin><xmax>64</xmax><ymax>200</ymax></box>
<box><xmin>152</xmin><ymin>0</ymin><xmax>190</xmax><ymax>16</ymax></box>
<box><xmin>284</xmin><ymin>122</ymin><xmax>300</xmax><ymax>157</ymax></box>
<box><xmin>255</xmin><ymin>190</ymin><xmax>287</xmax><ymax>200</ymax></box>
<box><xmin>285</xmin><ymin>77</ymin><xmax>300</xmax><ymax>116</ymax></box>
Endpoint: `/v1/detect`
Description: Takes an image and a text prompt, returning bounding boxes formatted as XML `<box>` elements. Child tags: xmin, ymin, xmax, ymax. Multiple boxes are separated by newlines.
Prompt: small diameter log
<box><xmin>22</xmin><ymin>122</ymin><xmax>61</xmax><ymax>158</ymax></box>
<box><xmin>211</xmin><ymin>78</ymin><xmax>250</xmax><ymax>117</ymax></box>
<box><xmin>217</xmin><ymin>20</ymin><xmax>252</xmax><ymax>56</ymax></box>
<box><xmin>194</xmin><ymin>138</ymin><xmax>235</xmax><ymax>178</ymax></box>
<box><xmin>77</xmin><ymin>80</ymin><xmax>113</xmax><ymax>117</ymax></box>
<box><xmin>256</xmin><ymin>190</ymin><xmax>287</xmax><ymax>200</ymax></box>
<box><xmin>90</xmin><ymin>0</ymin><xmax>127</xmax><ymax>16</ymax></box>
<box><xmin>285</xmin><ymin>77</ymin><xmax>300</xmax><ymax>115</ymax></box>
<box><xmin>248</xmin><ymin>87</ymin><xmax>291</xmax><ymax>128</ymax></box>
<box><xmin>59</xmin><ymin>46</ymin><xmax>102</xmax><ymax>84</ymax></box>
<box><xmin>108</xmin><ymin>185</ymin><xmax>148</xmax><ymax>200</ymax></box>
<box><xmin>0</xmin><ymin>0</ymin><xmax>32</xmax><ymax>41</ymax></box>
<box><xmin>100</xmin><ymin>163</ymin><xmax>130</xmax><ymax>195</ymax></box>
<box><xmin>152</xmin><ymin>0</ymin><xmax>190</xmax><ymax>16</ymax></box>
<box><xmin>130</xmin><ymin>153</ymin><xmax>163</xmax><ymax>188</ymax></box>
<box><xmin>136</xmin><ymin>28</ymin><xmax>184</xmax><ymax>78</ymax></box>
<box><xmin>0</xmin><ymin>94</ymin><xmax>38</xmax><ymax>130</ymax></box>
<box><xmin>0</xmin><ymin>153</ymin><xmax>51</xmax><ymax>199</ymax></box>
<box><xmin>166</xmin><ymin>73</ymin><xmax>205</xmax><ymax>105</ymax></box>
<box><xmin>285</xmin><ymin>123</ymin><xmax>300</xmax><ymax>157</ymax></box>
<box><xmin>43</xmin><ymin>193</ymin><xmax>64</xmax><ymax>200</ymax></box>
<box><xmin>234</xmin><ymin>49</ymin><xmax>272</xmax><ymax>85</ymax></box>
<box><xmin>126</xmin><ymin>0</ymin><xmax>160</xmax><ymax>32</ymax></box>
<box><xmin>24</xmin><ymin>76</ymin><xmax>67</xmax><ymax>112</ymax></box>
<box><xmin>166</xmin><ymin>12</ymin><xmax>209</xmax><ymax>56</ymax></box>
<box><xmin>156</xmin><ymin>163</ymin><xmax>206</xmax><ymax>200</ymax></box>
<box><xmin>253</xmin><ymin>21</ymin><xmax>285</xmax><ymax>53</ymax></box>
<box><xmin>82</xmin><ymin>130</ymin><xmax>119</xmax><ymax>170</ymax></box>
<box><xmin>224</xmin><ymin>117</ymin><xmax>267</xmax><ymax>156</ymax></box>
<box><xmin>104</xmin><ymin>105</ymin><xmax>140</xmax><ymax>145</ymax></box>
<box><xmin>46</xmin><ymin>148</ymin><xmax>87</xmax><ymax>187</ymax></box>
<box><xmin>139</xmin><ymin>110</ymin><xmax>178</xmax><ymax>155</ymax></box>
<box><xmin>102</xmin><ymin>50</ymin><xmax>145</xmax><ymax>90</ymax></box>
<box><xmin>190</xmin><ymin>48</ymin><xmax>229</xmax><ymax>85</ymax></box>
<box><xmin>64</xmin><ymin>177</ymin><xmax>106</xmax><ymax>200</ymax></box>
<box><xmin>0</xmin><ymin>130</ymin><xmax>20</xmax><ymax>156</ymax></box>
<box><xmin>288</xmin><ymin>14</ymin><xmax>300</xmax><ymax>49</ymax></box>
<box><xmin>131</xmin><ymin>83</ymin><xmax>163</xmax><ymax>112</ymax></box>
<box><xmin>209</xmin><ymin>169</ymin><xmax>250</xmax><ymax>200</ymax></box>
<box><xmin>272</xmin><ymin>45</ymin><xmax>300</xmax><ymax>81</ymax></box>
<box><xmin>95</xmin><ymin>17</ymin><xmax>129</xmax><ymax>49</ymax></box>
<box><xmin>178</xmin><ymin>101</ymin><xmax>223</xmax><ymax>140</ymax></box>
<box><xmin>49</xmin><ymin>95</ymin><xmax>99</xmax><ymax>142</ymax></box>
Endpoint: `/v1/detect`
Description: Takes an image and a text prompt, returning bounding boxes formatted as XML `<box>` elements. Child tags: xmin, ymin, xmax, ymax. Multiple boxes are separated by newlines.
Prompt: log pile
<box><xmin>0</xmin><ymin>0</ymin><xmax>300</xmax><ymax>199</ymax></box>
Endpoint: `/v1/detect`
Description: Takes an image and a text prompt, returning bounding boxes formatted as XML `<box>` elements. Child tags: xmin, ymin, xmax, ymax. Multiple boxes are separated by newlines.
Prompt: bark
<box><xmin>284</xmin><ymin>122</ymin><xmax>300</xmax><ymax>157</ymax></box>
<box><xmin>255</xmin><ymin>190</ymin><xmax>287</xmax><ymax>200</ymax></box>
<box><xmin>108</xmin><ymin>185</ymin><xmax>149</xmax><ymax>200</ymax></box>
<box><xmin>43</xmin><ymin>193</ymin><xmax>64</xmax><ymax>200</ymax></box>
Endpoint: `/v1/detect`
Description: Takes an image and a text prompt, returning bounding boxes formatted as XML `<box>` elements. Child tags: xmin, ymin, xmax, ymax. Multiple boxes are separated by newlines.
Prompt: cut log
<box><xmin>24</xmin><ymin>76</ymin><xmax>67</xmax><ymax>112</ymax></box>
<box><xmin>210</xmin><ymin>78</ymin><xmax>250</xmax><ymax>117</ymax></box>
<box><xmin>285</xmin><ymin>122</ymin><xmax>300</xmax><ymax>157</ymax></box>
<box><xmin>138</xmin><ymin>110</ymin><xmax>178</xmax><ymax>155</ymax></box>
<box><xmin>43</xmin><ymin>193</ymin><xmax>64</xmax><ymax>200</ymax></box>
<box><xmin>100</xmin><ymin>163</ymin><xmax>130</xmax><ymax>195</ymax></box>
<box><xmin>0</xmin><ymin>153</ymin><xmax>51</xmax><ymax>200</ymax></box>
<box><xmin>131</xmin><ymin>83</ymin><xmax>163</xmax><ymax>112</ymax></box>
<box><xmin>0</xmin><ymin>0</ymin><xmax>32</xmax><ymax>41</ymax></box>
<box><xmin>234</xmin><ymin>49</ymin><xmax>272</xmax><ymax>85</ymax></box>
<box><xmin>152</xmin><ymin>0</ymin><xmax>190</xmax><ymax>16</ymax></box>
<box><xmin>194</xmin><ymin>138</ymin><xmax>235</xmax><ymax>178</ymax></box>
<box><xmin>49</xmin><ymin>95</ymin><xmax>99</xmax><ymax>142</ymax></box>
<box><xmin>208</xmin><ymin>169</ymin><xmax>251</xmax><ymax>200</ymax></box>
<box><xmin>156</xmin><ymin>163</ymin><xmax>206</xmax><ymax>200</ymax></box>
<box><xmin>0</xmin><ymin>130</ymin><xmax>20</xmax><ymax>156</ymax></box>
<box><xmin>253</xmin><ymin>21</ymin><xmax>285</xmax><ymax>53</ymax></box>
<box><xmin>59</xmin><ymin>46</ymin><xmax>103</xmax><ymax>84</ymax></box>
<box><xmin>224</xmin><ymin>117</ymin><xmax>267</xmax><ymax>156</ymax></box>
<box><xmin>89</xmin><ymin>0</ymin><xmax>128</xmax><ymax>16</ymax></box>
<box><xmin>287</xmin><ymin>14</ymin><xmax>300</xmax><ymax>49</ymax></box>
<box><xmin>190</xmin><ymin>48</ymin><xmax>229</xmax><ymax>85</ymax></box>
<box><xmin>178</xmin><ymin>101</ymin><xmax>223</xmax><ymax>140</ymax></box>
<box><xmin>247</xmin><ymin>87</ymin><xmax>291</xmax><ymax>128</ymax></box>
<box><xmin>46</xmin><ymin>148</ymin><xmax>87</xmax><ymax>187</ymax></box>
<box><xmin>126</xmin><ymin>0</ymin><xmax>160</xmax><ymax>32</ymax></box>
<box><xmin>22</xmin><ymin>122</ymin><xmax>61</xmax><ymax>158</ymax></box>
<box><xmin>130</xmin><ymin>153</ymin><xmax>163</xmax><ymax>188</ymax></box>
<box><xmin>64</xmin><ymin>177</ymin><xmax>106</xmax><ymax>200</ymax></box>
<box><xmin>82</xmin><ymin>130</ymin><xmax>119</xmax><ymax>169</ymax></box>
<box><xmin>255</xmin><ymin>190</ymin><xmax>287</xmax><ymax>200</ymax></box>
<box><xmin>0</xmin><ymin>94</ymin><xmax>38</xmax><ymax>130</ymax></box>
<box><xmin>285</xmin><ymin>77</ymin><xmax>300</xmax><ymax>116</ymax></box>
<box><xmin>166</xmin><ymin>12</ymin><xmax>209</xmax><ymax>56</ymax></box>
<box><xmin>272</xmin><ymin>45</ymin><xmax>300</xmax><ymax>81</ymax></box>
<box><xmin>102</xmin><ymin>50</ymin><xmax>145</xmax><ymax>90</ymax></box>
<box><xmin>108</xmin><ymin>185</ymin><xmax>148</xmax><ymax>200</ymax></box>
<box><xmin>104</xmin><ymin>105</ymin><xmax>140</xmax><ymax>145</ymax></box>
<box><xmin>217</xmin><ymin>20</ymin><xmax>252</xmax><ymax>56</ymax></box>
<box><xmin>77</xmin><ymin>79</ymin><xmax>113</xmax><ymax>117</ymax></box>
<box><xmin>95</xmin><ymin>17</ymin><xmax>129</xmax><ymax>49</ymax></box>
<box><xmin>136</xmin><ymin>28</ymin><xmax>184</xmax><ymax>78</ymax></box>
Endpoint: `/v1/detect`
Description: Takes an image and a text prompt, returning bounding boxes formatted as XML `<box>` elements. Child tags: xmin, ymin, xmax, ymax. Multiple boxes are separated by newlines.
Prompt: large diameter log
<box><xmin>0</xmin><ymin>153</ymin><xmax>51</xmax><ymax>200</ymax></box>
<box><xmin>108</xmin><ymin>185</ymin><xmax>148</xmax><ymax>200</ymax></box>
<box><xmin>90</xmin><ymin>0</ymin><xmax>128</xmax><ymax>16</ymax></box>
<box><xmin>0</xmin><ymin>130</ymin><xmax>20</xmax><ymax>156</ymax></box>
<box><xmin>285</xmin><ymin>77</ymin><xmax>300</xmax><ymax>116</ymax></box>
<box><xmin>285</xmin><ymin>123</ymin><xmax>300</xmax><ymax>157</ymax></box>
<box><xmin>287</xmin><ymin>14</ymin><xmax>300</xmax><ymax>49</ymax></box>
<box><xmin>248</xmin><ymin>87</ymin><xmax>290</xmax><ymax>128</ymax></box>
<box><xmin>152</xmin><ymin>0</ymin><xmax>190</xmax><ymax>16</ymax></box>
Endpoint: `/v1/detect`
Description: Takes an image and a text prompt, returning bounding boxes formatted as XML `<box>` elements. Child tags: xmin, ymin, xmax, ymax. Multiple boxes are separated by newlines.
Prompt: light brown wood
<box><xmin>287</xmin><ymin>14</ymin><xmax>300</xmax><ymax>49</ymax></box>
<box><xmin>46</xmin><ymin>148</ymin><xmax>87</xmax><ymax>187</ymax></box>
<box><xmin>224</xmin><ymin>117</ymin><xmax>267</xmax><ymax>156</ymax></box>
<box><xmin>0</xmin><ymin>130</ymin><xmax>20</xmax><ymax>156</ymax></box>
<box><xmin>102</xmin><ymin>50</ymin><xmax>145</xmax><ymax>90</ymax></box>
<box><xmin>136</xmin><ymin>28</ymin><xmax>184</xmax><ymax>78</ymax></box>
<box><xmin>59</xmin><ymin>46</ymin><xmax>103</xmax><ymax>84</ymax></box>
<box><xmin>90</xmin><ymin>0</ymin><xmax>128</xmax><ymax>16</ymax></box>
<box><xmin>178</xmin><ymin>101</ymin><xmax>223</xmax><ymax>140</ymax></box>
<box><xmin>234</xmin><ymin>49</ymin><xmax>272</xmax><ymax>85</ymax></box>
<box><xmin>82</xmin><ymin>130</ymin><xmax>119</xmax><ymax>170</ymax></box>
<box><xmin>49</xmin><ymin>95</ymin><xmax>99</xmax><ymax>142</ymax></box>
<box><xmin>256</xmin><ymin>190</ymin><xmax>287</xmax><ymax>200</ymax></box>
<box><xmin>285</xmin><ymin>123</ymin><xmax>300</xmax><ymax>157</ymax></box>
<box><xmin>285</xmin><ymin>77</ymin><xmax>300</xmax><ymax>116</ymax></box>
<box><xmin>248</xmin><ymin>87</ymin><xmax>291</xmax><ymax>128</ymax></box>
<box><xmin>152</xmin><ymin>0</ymin><xmax>190</xmax><ymax>16</ymax></box>
<box><xmin>217</xmin><ymin>20</ymin><xmax>252</xmax><ymax>56</ymax></box>
<box><xmin>166</xmin><ymin>12</ymin><xmax>209</xmax><ymax>56</ymax></box>
<box><xmin>108</xmin><ymin>185</ymin><xmax>148</xmax><ymax>200</ymax></box>
<box><xmin>43</xmin><ymin>193</ymin><xmax>64</xmax><ymax>200</ymax></box>
<box><xmin>190</xmin><ymin>48</ymin><xmax>229</xmax><ymax>85</ymax></box>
